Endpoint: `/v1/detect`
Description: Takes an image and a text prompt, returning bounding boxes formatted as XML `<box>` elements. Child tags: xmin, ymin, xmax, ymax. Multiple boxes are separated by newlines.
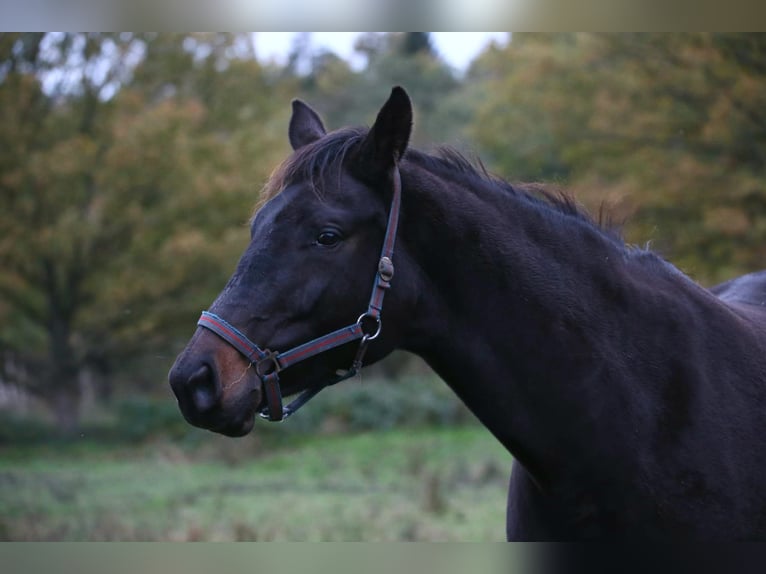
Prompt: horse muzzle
<box><xmin>168</xmin><ymin>346</ymin><xmax>261</xmax><ymax>437</ymax></box>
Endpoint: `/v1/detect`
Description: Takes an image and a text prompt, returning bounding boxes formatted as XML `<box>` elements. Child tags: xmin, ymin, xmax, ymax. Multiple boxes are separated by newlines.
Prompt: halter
<box><xmin>197</xmin><ymin>165</ymin><xmax>402</xmax><ymax>422</ymax></box>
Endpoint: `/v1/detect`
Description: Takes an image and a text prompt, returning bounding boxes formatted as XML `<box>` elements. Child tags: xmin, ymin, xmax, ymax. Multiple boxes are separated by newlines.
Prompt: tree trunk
<box><xmin>42</xmin><ymin>257</ymin><xmax>83</xmax><ymax>435</ymax></box>
<box><xmin>50</xmin><ymin>386</ymin><xmax>80</xmax><ymax>436</ymax></box>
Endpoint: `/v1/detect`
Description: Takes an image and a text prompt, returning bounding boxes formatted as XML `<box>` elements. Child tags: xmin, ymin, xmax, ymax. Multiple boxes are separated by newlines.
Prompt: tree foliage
<box><xmin>0</xmin><ymin>33</ymin><xmax>287</xmax><ymax>427</ymax></box>
<box><xmin>292</xmin><ymin>33</ymin><xmax>460</xmax><ymax>146</ymax></box>
<box><xmin>1</xmin><ymin>33</ymin><xmax>765</xmax><ymax>427</ymax></box>
<box><xmin>469</xmin><ymin>33</ymin><xmax>766</xmax><ymax>283</ymax></box>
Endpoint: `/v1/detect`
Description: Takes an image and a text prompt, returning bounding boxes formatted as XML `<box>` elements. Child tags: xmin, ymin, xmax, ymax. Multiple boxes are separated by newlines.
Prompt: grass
<box><xmin>0</xmin><ymin>426</ymin><xmax>512</xmax><ymax>541</ymax></box>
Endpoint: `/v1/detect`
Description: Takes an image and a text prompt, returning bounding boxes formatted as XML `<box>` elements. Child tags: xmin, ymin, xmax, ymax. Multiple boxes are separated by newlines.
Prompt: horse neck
<box><xmin>396</xmin><ymin>163</ymin><xmax>707</xmax><ymax>484</ymax></box>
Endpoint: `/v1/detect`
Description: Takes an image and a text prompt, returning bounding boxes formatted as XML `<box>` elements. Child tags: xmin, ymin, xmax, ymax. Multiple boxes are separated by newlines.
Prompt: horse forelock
<box><xmin>254</xmin><ymin>127</ymin><xmax>369</xmax><ymax>215</ymax></box>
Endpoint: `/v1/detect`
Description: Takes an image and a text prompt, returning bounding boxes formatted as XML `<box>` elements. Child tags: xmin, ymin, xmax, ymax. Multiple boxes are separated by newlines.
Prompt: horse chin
<box><xmin>176</xmin><ymin>404</ymin><xmax>257</xmax><ymax>437</ymax></box>
<box><xmin>216</xmin><ymin>415</ymin><xmax>256</xmax><ymax>437</ymax></box>
<box><xmin>197</xmin><ymin>402</ymin><xmax>258</xmax><ymax>437</ymax></box>
<box><xmin>216</xmin><ymin>392</ymin><xmax>261</xmax><ymax>437</ymax></box>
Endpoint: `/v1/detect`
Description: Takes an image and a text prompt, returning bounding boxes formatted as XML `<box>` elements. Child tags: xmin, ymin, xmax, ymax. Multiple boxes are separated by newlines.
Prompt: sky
<box><xmin>253</xmin><ymin>32</ymin><xmax>509</xmax><ymax>72</ymax></box>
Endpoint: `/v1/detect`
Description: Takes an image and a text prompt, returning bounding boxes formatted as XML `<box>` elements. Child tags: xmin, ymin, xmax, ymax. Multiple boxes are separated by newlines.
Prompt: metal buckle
<box><xmin>259</xmin><ymin>406</ymin><xmax>289</xmax><ymax>422</ymax></box>
<box><xmin>255</xmin><ymin>349</ymin><xmax>281</xmax><ymax>377</ymax></box>
<box><xmin>378</xmin><ymin>256</ymin><xmax>394</xmax><ymax>282</ymax></box>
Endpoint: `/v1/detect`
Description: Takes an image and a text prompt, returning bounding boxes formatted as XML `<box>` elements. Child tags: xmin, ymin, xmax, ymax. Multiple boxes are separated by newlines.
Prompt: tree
<box><xmin>401</xmin><ymin>33</ymin><xmax>433</xmax><ymax>57</ymax></box>
<box><xmin>0</xmin><ymin>33</ymin><xmax>288</xmax><ymax>429</ymax></box>
<box><xmin>292</xmin><ymin>33</ymin><xmax>460</xmax><ymax>147</ymax></box>
<box><xmin>469</xmin><ymin>33</ymin><xmax>766</xmax><ymax>284</ymax></box>
<box><xmin>0</xmin><ymin>32</ymin><xmax>140</xmax><ymax>428</ymax></box>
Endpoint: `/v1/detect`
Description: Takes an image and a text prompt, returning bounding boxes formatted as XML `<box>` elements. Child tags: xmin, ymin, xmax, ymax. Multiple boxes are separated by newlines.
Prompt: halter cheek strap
<box><xmin>197</xmin><ymin>165</ymin><xmax>402</xmax><ymax>422</ymax></box>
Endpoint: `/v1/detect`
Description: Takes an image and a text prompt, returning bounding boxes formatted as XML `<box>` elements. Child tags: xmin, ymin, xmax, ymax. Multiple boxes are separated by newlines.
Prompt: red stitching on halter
<box><xmin>197</xmin><ymin>314</ymin><xmax>265</xmax><ymax>361</ymax></box>
<box><xmin>277</xmin><ymin>324</ymin><xmax>364</xmax><ymax>369</ymax></box>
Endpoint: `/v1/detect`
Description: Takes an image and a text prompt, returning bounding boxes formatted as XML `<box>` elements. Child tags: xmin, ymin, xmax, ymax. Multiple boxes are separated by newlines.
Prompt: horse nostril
<box><xmin>188</xmin><ymin>364</ymin><xmax>221</xmax><ymax>414</ymax></box>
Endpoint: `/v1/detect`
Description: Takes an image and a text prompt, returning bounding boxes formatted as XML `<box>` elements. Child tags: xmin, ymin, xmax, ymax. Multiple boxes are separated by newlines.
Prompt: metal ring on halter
<box><xmin>356</xmin><ymin>313</ymin><xmax>382</xmax><ymax>341</ymax></box>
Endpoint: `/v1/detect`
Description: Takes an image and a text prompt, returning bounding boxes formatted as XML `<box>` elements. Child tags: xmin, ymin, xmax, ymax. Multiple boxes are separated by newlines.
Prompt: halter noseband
<box><xmin>197</xmin><ymin>165</ymin><xmax>402</xmax><ymax>422</ymax></box>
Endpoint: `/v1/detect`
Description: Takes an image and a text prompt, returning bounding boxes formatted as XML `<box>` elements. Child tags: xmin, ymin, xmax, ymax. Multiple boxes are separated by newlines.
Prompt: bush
<box><xmin>0</xmin><ymin>374</ymin><xmax>477</xmax><ymax>449</ymax></box>
<box><xmin>107</xmin><ymin>396</ymin><xmax>198</xmax><ymax>443</ymax></box>
<box><xmin>0</xmin><ymin>413</ymin><xmax>54</xmax><ymax>446</ymax></box>
<box><xmin>283</xmin><ymin>374</ymin><xmax>477</xmax><ymax>434</ymax></box>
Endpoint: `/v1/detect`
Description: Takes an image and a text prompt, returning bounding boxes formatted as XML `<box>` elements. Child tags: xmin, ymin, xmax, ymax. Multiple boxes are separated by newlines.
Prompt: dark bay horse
<box><xmin>169</xmin><ymin>86</ymin><xmax>766</xmax><ymax>540</ymax></box>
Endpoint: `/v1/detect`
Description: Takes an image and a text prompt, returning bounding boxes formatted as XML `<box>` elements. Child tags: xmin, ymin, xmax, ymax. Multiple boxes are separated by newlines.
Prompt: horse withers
<box><xmin>169</xmin><ymin>87</ymin><xmax>766</xmax><ymax>540</ymax></box>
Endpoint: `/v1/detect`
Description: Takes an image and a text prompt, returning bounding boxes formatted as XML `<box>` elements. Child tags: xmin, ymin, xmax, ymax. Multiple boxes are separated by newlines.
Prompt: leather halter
<box><xmin>197</xmin><ymin>165</ymin><xmax>402</xmax><ymax>422</ymax></box>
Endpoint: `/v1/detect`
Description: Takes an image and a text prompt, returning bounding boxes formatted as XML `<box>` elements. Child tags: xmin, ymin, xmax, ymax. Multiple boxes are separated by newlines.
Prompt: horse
<box><xmin>169</xmin><ymin>86</ymin><xmax>766</xmax><ymax>540</ymax></box>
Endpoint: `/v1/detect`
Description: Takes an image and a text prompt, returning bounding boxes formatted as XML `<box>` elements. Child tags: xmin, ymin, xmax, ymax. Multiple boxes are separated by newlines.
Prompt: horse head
<box><xmin>169</xmin><ymin>87</ymin><xmax>418</xmax><ymax>436</ymax></box>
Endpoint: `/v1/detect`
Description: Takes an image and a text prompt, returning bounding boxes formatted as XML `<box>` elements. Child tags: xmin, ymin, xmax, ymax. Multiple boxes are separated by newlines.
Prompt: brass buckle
<box><xmin>255</xmin><ymin>349</ymin><xmax>281</xmax><ymax>378</ymax></box>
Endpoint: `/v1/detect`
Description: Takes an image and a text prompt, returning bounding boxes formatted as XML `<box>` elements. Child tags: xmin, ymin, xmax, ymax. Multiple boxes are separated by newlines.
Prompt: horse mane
<box><xmin>256</xmin><ymin>126</ymin><xmax>619</xmax><ymax>238</ymax></box>
<box><xmin>409</xmin><ymin>146</ymin><xmax>620</xmax><ymax>237</ymax></box>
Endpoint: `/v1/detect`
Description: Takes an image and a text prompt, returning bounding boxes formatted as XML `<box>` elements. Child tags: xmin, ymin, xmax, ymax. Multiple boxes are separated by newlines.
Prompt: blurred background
<box><xmin>1</xmin><ymin>32</ymin><xmax>765</xmax><ymax>541</ymax></box>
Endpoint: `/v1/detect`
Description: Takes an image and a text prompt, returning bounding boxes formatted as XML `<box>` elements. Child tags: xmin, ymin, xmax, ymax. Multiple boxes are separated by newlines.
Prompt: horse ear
<box><xmin>289</xmin><ymin>99</ymin><xmax>326</xmax><ymax>150</ymax></box>
<box><xmin>359</xmin><ymin>86</ymin><xmax>413</xmax><ymax>170</ymax></box>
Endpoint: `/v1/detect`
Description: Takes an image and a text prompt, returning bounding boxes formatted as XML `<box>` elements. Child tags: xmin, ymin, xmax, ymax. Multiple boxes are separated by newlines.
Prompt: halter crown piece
<box><xmin>197</xmin><ymin>165</ymin><xmax>403</xmax><ymax>421</ymax></box>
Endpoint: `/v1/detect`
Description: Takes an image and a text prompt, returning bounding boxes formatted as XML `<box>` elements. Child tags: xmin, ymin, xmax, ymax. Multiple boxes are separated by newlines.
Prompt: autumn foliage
<box><xmin>1</xmin><ymin>33</ymin><xmax>765</xmax><ymax>428</ymax></box>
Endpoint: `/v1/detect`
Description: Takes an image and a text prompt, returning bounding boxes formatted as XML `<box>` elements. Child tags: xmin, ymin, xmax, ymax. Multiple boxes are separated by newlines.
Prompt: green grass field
<box><xmin>0</xmin><ymin>426</ymin><xmax>511</xmax><ymax>541</ymax></box>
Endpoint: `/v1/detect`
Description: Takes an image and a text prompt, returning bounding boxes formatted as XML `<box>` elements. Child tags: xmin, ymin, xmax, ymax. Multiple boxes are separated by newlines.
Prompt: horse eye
<box><xmin>316</xmin><ymin>230</ymin><xmax>342</xmax><ymax>246</ymax></box>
